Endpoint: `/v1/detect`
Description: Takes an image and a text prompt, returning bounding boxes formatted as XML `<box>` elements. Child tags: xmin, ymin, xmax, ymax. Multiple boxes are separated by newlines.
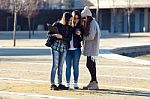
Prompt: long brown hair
<box><xmin>83</xmin><ymin>16</ymin><xmax>93</xmax><ymax>36</ymax></box>
<box><xmin>71</xmin><ymin>10</ymin><xmax>81</xmax><ymax>27</ymax></box>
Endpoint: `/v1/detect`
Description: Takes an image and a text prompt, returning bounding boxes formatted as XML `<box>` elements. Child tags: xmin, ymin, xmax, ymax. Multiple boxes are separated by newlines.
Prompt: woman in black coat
<box><xmin>65</xmin><ymin>10</ymin><xmax>83</xmax><ymax>89</ymax></box>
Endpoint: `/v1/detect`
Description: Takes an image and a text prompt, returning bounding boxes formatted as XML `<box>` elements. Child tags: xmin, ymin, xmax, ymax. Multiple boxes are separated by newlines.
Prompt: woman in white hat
<box><xmin>81</xmin><ymin>6</ymin><xmax>101</xmax><ymax>90</ymax></box>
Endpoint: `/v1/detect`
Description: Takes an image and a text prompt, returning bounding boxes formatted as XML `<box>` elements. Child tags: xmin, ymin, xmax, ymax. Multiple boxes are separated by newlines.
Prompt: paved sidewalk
<box><xmin>0</xmin><ymin>32</ymin><xmax>150</xmax><ymax>99</ymax></box>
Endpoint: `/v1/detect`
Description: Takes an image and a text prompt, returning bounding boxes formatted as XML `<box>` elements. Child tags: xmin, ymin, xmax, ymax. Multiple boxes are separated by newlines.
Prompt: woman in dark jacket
<box><xmin>48</xmin><ymin>12</ymin><xmax>72</xmax><ymax>90</ymax></box>
<box><xmin>65</xmin><ymin>10</ymin><xmax>83</xmax><ymax>89</ymax></box>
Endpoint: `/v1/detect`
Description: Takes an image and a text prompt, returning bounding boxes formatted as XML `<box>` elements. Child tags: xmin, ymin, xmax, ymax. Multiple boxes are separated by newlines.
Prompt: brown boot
<box><xmin>83</xmin><ymin>81</ymin><xmax>95</xmax><ymax>89</ymax></box>
<box><xmin>87</xmin><ymin>81</ymin><xmax>99</xmax><ymax>90</ymax></box>
<box><xmin>83</xmin><ymin>81</ymin><xmax>99</xmax><ymax>90</ymax></box>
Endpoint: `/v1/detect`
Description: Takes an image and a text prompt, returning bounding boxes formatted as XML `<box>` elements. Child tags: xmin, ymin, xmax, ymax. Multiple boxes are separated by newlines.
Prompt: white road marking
<box><xmin>0</xmin><ymin>71</ymin><xmax>150</xmax><ymax>83</ymax></box>
<box><xmin>99</xmin><ymin>52</ymin><xmax>150</xmax><ymax>65</ymax></box>
<box><xmin>1</xmin><ymin>61</ymin><xmax>150</xmax><ymax>70</ymax></box>
<box><xmin>1</xmin><ymin>47</ymin><xmax>150</xmax><ymax>66</ymax></box>
<box><xmin>97</xmin><ymin>75</ymin><xmax>150</xmax><ymax>80</ymax></box>
<box><xmin>96</xmin><ymin>65</ymin><xmax>150</xmax><ymax>70</ymax></box>
<box><xmin>0</xmin><ymin>64</ymin><xmax>150</xmax><ymax>74</ymax></box>
<box><xmin>0</xmin><ymin>77</ymin><xmax>150</xmax><ymax>92</ymax></box>
<box><xmin>0</xmin><ymin>69</ymin><xmax>48</xmax><ymax>73</ymax></box>
<box><xmin>0</xmin><ymin>77</ymin><xmax>49</xmax><ymax>83</ymax></box>
<box><xmin>0</xmin><ymin>91</ymin><xmax>74</xmax><ymax>99</ymax></box>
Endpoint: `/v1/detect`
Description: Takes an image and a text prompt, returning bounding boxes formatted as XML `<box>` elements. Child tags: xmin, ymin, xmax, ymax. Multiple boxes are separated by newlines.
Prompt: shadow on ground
<box><xmin>100</xmin><ymin>89</ymin><xmax>150</xmax><ymax>97</ymax></box>
<box><xmin>74</xmin><ymin>89</ymin><xmax>150</xmax><ymax>97</ymax></box>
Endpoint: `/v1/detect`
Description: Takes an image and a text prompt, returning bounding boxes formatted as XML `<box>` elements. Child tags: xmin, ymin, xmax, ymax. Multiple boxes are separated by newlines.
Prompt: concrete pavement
<box><xmin>0</xmin><ymin>32</ymin><xmax>150</xmax><ymax>99</ymax></box>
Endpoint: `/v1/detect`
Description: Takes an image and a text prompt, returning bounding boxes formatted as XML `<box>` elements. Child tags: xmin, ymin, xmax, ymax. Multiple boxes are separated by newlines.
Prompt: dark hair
<box><xmin>71</xmin><ymin>10</ymin><xmax>82</xmax><ymax>27</ymax></box>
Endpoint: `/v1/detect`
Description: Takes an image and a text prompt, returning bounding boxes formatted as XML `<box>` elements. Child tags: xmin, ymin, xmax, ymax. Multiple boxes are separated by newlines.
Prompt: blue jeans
<box><xmin>66</xmin><ymin>48</ymin><xmax>81</xmax><ymax>83</ymax></box>
<box><xmin>50</xmin><ymin>49</ymin><xmax>66</xmax><ymax>84</ymax></box>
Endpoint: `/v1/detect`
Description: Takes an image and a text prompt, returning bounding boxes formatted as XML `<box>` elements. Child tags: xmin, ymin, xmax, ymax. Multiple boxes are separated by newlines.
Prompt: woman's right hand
<box><xmin>54</xmin><ymin>34</ymin><xmax>62</xmax><ymax>39</ymax></box>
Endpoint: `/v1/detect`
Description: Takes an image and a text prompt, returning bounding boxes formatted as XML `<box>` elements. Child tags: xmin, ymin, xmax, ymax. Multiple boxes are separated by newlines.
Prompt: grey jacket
<box><xmin>83</xmin><ymin>19</ymin><xmax>100</xmax><ymax>56</ymax></box>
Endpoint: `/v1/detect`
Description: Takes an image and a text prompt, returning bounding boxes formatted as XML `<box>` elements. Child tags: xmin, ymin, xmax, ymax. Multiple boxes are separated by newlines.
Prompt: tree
<box><xmin>9</xmin><ymin>0</ymin><xmax>23</xmax><ymax>46</ymax></box>
<box><xmin>112</xmin><ymin>0</ymin><xmax>116</xmax><ymax>33</ymax></box>
<box><xmin>0</xmin><ymin>0</ymin><xmax>40</xmax><ymax>45</ymax></box>
<box><xmin>125</xmin><ymin>0</ymin><xmax>134</xmax><ymax>38</ymax></box>
<box><xmin>21</xmin><ymin>0</ymin><xmax>39</xmax><ymax>39</ymax></box>
<box><xmin>0</xmin><ymin>0</ymin><xmax>24</xmax><ymax>46</ymax></box>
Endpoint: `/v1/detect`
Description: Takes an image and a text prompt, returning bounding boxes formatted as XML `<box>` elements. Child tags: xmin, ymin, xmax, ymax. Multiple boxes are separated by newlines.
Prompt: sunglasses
<box><xmin>74</xmin><ymin>18</ymin><xmax>79</xmax><ymax>19</ymax></box>
<box><xmin>82</xmin><ymin>17</ymin><xmax>86</xmax><ymax>19</ymax></box>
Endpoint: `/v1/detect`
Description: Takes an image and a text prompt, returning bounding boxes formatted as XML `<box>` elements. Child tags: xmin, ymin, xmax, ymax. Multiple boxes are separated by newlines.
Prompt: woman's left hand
<box><xmin>76</xmin><ymin>29</ymin><xmax>81</xmax><ymax>35</ymax></box>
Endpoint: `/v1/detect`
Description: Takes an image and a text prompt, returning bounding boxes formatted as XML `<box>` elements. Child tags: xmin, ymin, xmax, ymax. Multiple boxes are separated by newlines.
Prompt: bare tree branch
<box><xmin>20</xmin><ymin>0</ymin><xmax>40</xmax><ymax>39</ymax></box>
<box><xmin>21</xmin><ymin>0</ymin><xmax>39</xmax><ymax>18</ymax></box>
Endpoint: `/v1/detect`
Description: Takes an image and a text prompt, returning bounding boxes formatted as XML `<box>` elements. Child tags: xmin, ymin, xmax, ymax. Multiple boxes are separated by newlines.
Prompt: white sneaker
<box><xmin>74</xmin><ymin>83</ymin><xmax>79</xmax><ymax>89</ymax></box>
<box><xmin>74</xmin><ymin>83</ymin><xmax>78</xmax><ymax>87</ymax></box>
<box><xmin>66</xmin><ymin>83</ymin><xmax>70</xmax><ymax>88</ymax></box>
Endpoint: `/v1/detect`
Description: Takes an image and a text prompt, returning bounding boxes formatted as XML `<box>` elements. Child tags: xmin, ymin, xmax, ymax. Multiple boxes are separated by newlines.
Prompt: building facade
<box><xmin>0</xmin><ymin>0</ymin><xmax>150</xmax><ymax>33</ymax></box>
<box><xmin>98</xmin><ymin>8</ymin><xmax>150</xmax><ymax>33</ymax></box>
<box><xmin>73</xmin><ymin>0</ymin><xmax>150</xmax><ymax>33</ymax></box>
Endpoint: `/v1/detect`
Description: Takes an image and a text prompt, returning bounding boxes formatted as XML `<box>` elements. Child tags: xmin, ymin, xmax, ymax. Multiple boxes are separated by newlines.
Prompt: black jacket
<box><xmin>71</xmin><ymin>23</ymin><xmax>84</xmax><ymax>48</ymax></box>
<box><xmin>48</xmin><ymin>21</ymin><xmax>72</xmax><ymax>49</ymax></box>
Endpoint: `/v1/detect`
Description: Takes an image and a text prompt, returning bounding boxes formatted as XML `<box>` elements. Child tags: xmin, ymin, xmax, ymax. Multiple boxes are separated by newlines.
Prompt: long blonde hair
<box><xmin>59</xmin><ymin>12</ymin><xmax>72</xmax><ymax>25</ymax></box>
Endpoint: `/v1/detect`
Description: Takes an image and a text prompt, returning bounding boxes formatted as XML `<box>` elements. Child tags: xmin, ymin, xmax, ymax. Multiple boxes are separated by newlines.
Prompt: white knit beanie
<box><xmin>81</xmin><ymin>6</ymin><xmax>92</xmax><ymax>17</ymax></box>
